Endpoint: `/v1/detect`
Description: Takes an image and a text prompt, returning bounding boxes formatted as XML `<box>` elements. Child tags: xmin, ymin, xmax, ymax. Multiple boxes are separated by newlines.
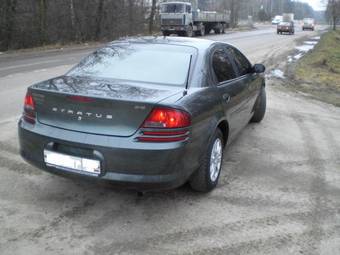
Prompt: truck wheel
<box><xmin>199</xmin><ymin>25</ymin><xmax>205</xmax><ymax>36</ymax></box>
<box><xmin>205</xmin><ymin>26</ymin><xmax>211</xmax><ymax>35</ymax></box>
<box><xmin>190</xmin><ymin>129</ymin><xmax>224</xmax><ymax>192</ymax></box>
<box><xmin>185</xmin><ymin>25</ymin><xmax>194</xmax><ymax>37</ymax></box>
<box><xmin>214</xmin><ymin>28</ymin><xmax>221</xmax><ymax>34</ymax></box>
<box><xmin>162</xmin><ymin>31</ymin><xmax>170</xmax><ymax>37</ymax></box>
<box><xmin>250</xmin><ymin>86</ymin><xmax>266</xmax><ymax>123</ymax></box>
<box><xmin>222</xmin><ymin>24</ymin><xmax>225</xmax><ymax>34</ymax></box>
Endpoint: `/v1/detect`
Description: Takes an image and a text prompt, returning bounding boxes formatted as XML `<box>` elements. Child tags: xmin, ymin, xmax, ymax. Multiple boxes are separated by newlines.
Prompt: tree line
<box><xmin>327</xmin><ymin>0</ymin><xmax>340</xmax><ymax>30</ymax></box>
<box><xmin>0</xmin><ymin>0</ymin><xmax>150</xmax><ymax>51</ymax></box>
<box><xmin>0</xmin><ymin>0</ymin><xmax>336</xmax><ymax>52</ymax></box>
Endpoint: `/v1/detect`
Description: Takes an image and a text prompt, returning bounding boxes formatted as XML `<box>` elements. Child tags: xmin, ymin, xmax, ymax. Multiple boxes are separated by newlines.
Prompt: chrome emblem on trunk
<box><xmin>52</xmin><ymin>107</ymin><xmax>113</xmax><ymax>120</ymax></box>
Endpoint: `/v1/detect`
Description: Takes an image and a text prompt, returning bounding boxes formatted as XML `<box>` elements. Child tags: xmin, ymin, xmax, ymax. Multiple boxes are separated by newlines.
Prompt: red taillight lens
<box><xmin>142</xmin><ymin>107</ymin><xmax>191</xmax><ymax>129</ymax></box>
<box><xmin>23</xmin><ymin>92</ymin><xmax>36</xmax><ymax>124</ymax></box>
<box><xmin>137</xmin><ymin>107</ymin><xmax>191</xmax><ymax>143</ymax></box>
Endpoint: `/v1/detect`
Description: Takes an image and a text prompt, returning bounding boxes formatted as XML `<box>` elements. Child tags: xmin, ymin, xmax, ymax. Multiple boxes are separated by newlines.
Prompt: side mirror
<box><xmin>253</xmin><ymin>64</ymin><xmax>266</xmax><ymax>73</ymax></box>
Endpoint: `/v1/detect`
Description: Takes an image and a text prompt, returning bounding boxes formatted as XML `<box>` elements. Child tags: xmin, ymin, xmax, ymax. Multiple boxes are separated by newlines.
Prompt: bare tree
<box><xmin>1</xmin><ymin>0</ymin><xmax>17</xmax><ymax>49</ymax></box>
<box><xmin>95</xmin><ymin>0</ymin><xmax>105</xmax><ymax>40</ymax></box>
<box><xmin>37</xmin><ymin>0</ymin><xmax>47</xmax><ymax>44</ymax></box>
<box><xmin>149</xmin><ymin>0</ymin><xmax>157</xmax><ymax>34</ymax></box>
<box><xmin>327</xmin><ymin>0</ymin><xmax>340</xmax><ymax>30</ymax></box>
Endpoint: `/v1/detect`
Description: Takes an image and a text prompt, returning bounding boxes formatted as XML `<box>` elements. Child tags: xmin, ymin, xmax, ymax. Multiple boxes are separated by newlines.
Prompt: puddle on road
<box><xmin>267</xmin><ymin>69</ymin><xmax>285</xmax><ymax>79</ymax></box>
<box><xmin>294</xmin><ymin>53</ymin><xmax>303</xmax><ymax>60</ymax></box>
<box><xmin>295</xmin><ymin>44</ymin><xmax>315</xmax><ymax>52</ymax></box>
<box><xmin>272</xmin><ymin>36</ymin><xmax>321</xmax><ymax>80</ymax></box>
<box><xmin>311</xmin><ymin>36</ymin><xmax>320</xmax><ymax>40</ymax></box>
<box><xmin>304</xmin><ymin>41</ymin><xmax>318</xmax><ymax>45</ymax></box>
<box><xmin>288</xmin><ymin>36</ymin><xmax>321</xmax><ymax>63</ymax></box>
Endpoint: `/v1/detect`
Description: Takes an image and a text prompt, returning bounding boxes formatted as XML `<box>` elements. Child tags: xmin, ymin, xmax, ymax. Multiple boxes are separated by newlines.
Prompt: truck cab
<box><xmin>160</xmin><ymin>2</ymin><xmax>194</xmax><ymax>36</ymax></box>
<box><xmin>160</xmin><ymin>1</ymin><xmax>230</xmax><ymax>37</ymax></box>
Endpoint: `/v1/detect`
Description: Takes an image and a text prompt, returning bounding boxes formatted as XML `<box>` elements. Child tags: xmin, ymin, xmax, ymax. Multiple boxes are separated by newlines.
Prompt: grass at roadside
<box><xmin>294</xmin><ymin>30</ymin><xmax>340</xmax><ymax>107</ymax></box>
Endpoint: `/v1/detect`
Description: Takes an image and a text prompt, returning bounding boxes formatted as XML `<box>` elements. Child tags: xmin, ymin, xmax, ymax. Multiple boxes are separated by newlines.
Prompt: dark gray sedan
<box><xmin>18</xmin><ymin>37</ymin><xmax>266</xmax><ymax>192</ymax></box>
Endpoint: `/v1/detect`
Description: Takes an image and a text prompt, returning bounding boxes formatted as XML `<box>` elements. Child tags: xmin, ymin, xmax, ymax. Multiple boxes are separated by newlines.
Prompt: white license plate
<box><xmin>44</xmin><ymin>150</ymin><xmax>101</xmax><ymax>175</ymax></box>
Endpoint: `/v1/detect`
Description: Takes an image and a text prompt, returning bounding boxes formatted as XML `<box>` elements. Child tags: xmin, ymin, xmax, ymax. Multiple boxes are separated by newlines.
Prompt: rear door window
<box><xmin>227</xmin><ymin>47</ymin><xmax>252</xmax><ymax>77</ymax></box>
<box><xmin>212</xmin><ymin>48</ymin><xmax>237</xmax><ymax>83</ymax></box>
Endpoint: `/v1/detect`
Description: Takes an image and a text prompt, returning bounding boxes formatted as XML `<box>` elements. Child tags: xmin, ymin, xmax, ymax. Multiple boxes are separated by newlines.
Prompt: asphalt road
<box><xmin>0</xmin><ymin>25</ymin><xmax>339</xmax><ymax>255</ymax></box>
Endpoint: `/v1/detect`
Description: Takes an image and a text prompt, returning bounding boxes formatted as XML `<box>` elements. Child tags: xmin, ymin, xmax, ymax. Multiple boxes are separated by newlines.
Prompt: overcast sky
<box><xmin>298</xmin><ymin>0</ymin><xmax>326</xmax><ymax>11</ymax></box>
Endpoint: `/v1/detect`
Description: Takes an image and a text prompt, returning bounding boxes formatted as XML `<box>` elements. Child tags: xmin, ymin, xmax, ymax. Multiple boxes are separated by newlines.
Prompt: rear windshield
<box><xmin>68</xmin><ymin>43</ymin><xmax>195</xmax><ymax>86</ymax></box>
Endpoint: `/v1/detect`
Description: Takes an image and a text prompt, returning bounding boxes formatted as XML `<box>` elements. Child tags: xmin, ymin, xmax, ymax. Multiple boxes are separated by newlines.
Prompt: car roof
<box><xmin>107</xmin><ymin>36</ymin><xmax>217</xmax><ymax>52</ymax></box>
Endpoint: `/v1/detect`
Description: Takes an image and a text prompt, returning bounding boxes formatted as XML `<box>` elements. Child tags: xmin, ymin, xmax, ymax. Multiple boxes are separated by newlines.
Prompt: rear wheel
<box><xmin>197</xmin><ymin>25</ymin><xmax>205</xmax><ymax>36</ymax></box>
<box><xmin>214</xmin><ymin>23</ymin><xmax>222</xmax><ymax>34</ymax></box>
<box><xmin>162</xmin><ymin>31</ymin><xmax>170</xmax><ymax>36</ymax></box>
<box><xmin>251</xmin><ymin>86</ymin><xmax>266</xmax><ymax>123</ymax></box>
<box><xmin>190</xmin><ymin>129</ymin><xmax>224</xmax><ymax>192</ymax></box>
<box><xmin>185</xmin><ymin>25</ymin><xmax>194</xmax><ymax>37</ymax></box>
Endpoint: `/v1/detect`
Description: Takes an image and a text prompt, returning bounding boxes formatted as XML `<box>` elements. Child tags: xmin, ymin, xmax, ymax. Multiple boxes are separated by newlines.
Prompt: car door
<box><xmin>210</xmin><ymin>45</ymin><xmax>250</xmax><ymax>139</ymax></box>
<box><xmin>227</xmin><ymin>46</ymin><xmax>263</xmax><ymax>123</ymax></box>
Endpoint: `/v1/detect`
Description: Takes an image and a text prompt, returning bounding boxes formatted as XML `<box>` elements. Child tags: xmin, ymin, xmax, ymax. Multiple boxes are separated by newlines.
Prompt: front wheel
<box><xmin>190</xmin><ymin>129</ymin><xmax>224</xmax><ymax>192</ymax></box>
<box><xmin>251</xmin><ymin>86</ymin><xmax>266</xmax><ymax>123</ymax></box>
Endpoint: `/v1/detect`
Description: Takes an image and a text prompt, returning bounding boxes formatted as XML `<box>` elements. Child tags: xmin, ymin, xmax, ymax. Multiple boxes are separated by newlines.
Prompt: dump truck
<box><xmin>160</xmin><ymin>0</ymin><xmax>231</xmax><ymax>37</ymax></box>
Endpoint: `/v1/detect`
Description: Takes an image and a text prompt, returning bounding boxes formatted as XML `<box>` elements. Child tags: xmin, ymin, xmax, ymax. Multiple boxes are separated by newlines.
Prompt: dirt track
<box><xmin>0</xmin><ymin>25</ymin><xmax>339</xmax><ymax>255</ymax></box>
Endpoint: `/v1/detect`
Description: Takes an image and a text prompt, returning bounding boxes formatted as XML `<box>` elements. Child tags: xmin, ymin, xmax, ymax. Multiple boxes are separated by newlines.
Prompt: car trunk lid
<box><xmin>31</xmin><ymin>76</ymin><xmax>183</xmax><ymax>137</ymax></box>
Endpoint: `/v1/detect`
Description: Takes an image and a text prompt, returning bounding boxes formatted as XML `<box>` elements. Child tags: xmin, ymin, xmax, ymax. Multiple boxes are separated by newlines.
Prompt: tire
<box><xmin>162</xmin><ymin>31</ymin><xmax>170</xmax><ymax>37</ymax></box>
<box><xmin>214</xmin><ymin>23</ymin><xmax>222</xmax><ymax>34</ymax></box>
<box><xmin>214</xmin><ymin>28</ymin><xmax>221</xmax><ymax>34</ymax></box>
<box><xmin>190</xmin><ymin>129</ymin><xmax>224</xmax><ymax>192</ymax></box>
<box><xmin>251</xmin><ymin>86</ymin><xmax>266</xmax><ymax>123</ymax></box>
<box><xmin>185</xmin><ymin>25</ymin><xmax>194</xmax><ymax>37</ymax></box>
<box><xmin>197</xmin><ymin>25</ymin><xmax>205</xmax><ymax>36</ymax></box>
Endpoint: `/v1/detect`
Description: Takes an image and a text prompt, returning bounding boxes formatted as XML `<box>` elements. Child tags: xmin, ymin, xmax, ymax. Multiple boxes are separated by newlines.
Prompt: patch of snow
<box><xmin>311</xmin><ymin>36</ymin><xmax>320</xmax><ymax>40</ymax></box>
<box><xmin>296</xmin><ymin>45</ymin><xmax>314</xmax><ymax>52</ymax></box>
<box><xmin>287</xmin><ymin>56</ymin><xmax>293</xmax><ymax>63</ymax></box>
<box><xmin>271</xmin><ymin>69</ymin><xmax>285</xmax><ymax>79</ymax></box>
<box><xmin>304</xmin><ymin>41</ymin><xmax>318</xmax><ymax>45</ymax></box>
<box><xmin>294</xmin><ymin>53</ymin><xmax>303</xmax><ymax>60</ymax></box>
<box><xmin>0</xmin><ymin>52</ymin><xmax>3</xmax><ymax>55</ymax></box>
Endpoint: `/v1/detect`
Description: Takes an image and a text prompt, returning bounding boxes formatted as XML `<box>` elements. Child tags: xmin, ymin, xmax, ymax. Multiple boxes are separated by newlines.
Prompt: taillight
<box><xmin>23</xmin><ymin>91</ymin><xmax>36</xmax><ymax>124</ymax></box>
<box><xmin>137</xmin><ymin>107</ymin><xmax>191</xmax><ymax>143</ymax></box>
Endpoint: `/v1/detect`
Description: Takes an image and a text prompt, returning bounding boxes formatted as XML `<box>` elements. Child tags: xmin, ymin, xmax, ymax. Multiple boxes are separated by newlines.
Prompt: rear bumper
<box><xmin>18</xmin><ymin>119</ymin><xmax>198</xmax><ymax>191</ymax></box>
<box><xmin>277</xmin><ymin>28</ymin><xmax>293</xmax><ymax>32</ymax></box>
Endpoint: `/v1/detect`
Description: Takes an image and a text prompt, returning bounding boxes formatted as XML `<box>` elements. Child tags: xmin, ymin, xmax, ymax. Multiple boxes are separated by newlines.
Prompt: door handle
<box><xmin>223</xmin><ymin>94</ymin><xmax>231</xmax><ymax>103</ymax></box>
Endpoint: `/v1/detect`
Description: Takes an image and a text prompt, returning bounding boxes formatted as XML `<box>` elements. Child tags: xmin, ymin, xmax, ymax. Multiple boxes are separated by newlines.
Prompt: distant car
<box><xmin>302</xmin><ymin>18</ymin><xmax>315</xmax><ymax>31</ymax></box>
<box><xmin>277</xmin><ymin>21</ymin><xmax>295</xmax><ymax>35</ymax></box>
<box><xmin>272</xmin><ymin>15</ymin><xmax>283</xmax><ymax>25</ymax></box>
<box><xmin>18</xmin><ymin>37</ymin><xmax>267</xmax><ymax>192</ymax></box>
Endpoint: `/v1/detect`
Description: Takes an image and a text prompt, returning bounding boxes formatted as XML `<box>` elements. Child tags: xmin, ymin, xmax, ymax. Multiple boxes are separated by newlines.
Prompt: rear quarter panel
<box><xmin>177</xmin><ymin>87</ymin><xmax>225</xmax><ymax>168</ymax></box>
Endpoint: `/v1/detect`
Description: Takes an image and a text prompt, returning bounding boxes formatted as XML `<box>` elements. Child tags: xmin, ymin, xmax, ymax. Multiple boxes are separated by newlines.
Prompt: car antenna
<box><xmin>183</xmin><ymin>55</ymin><xmax>193</xmax><ymax>97</ymax></box>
